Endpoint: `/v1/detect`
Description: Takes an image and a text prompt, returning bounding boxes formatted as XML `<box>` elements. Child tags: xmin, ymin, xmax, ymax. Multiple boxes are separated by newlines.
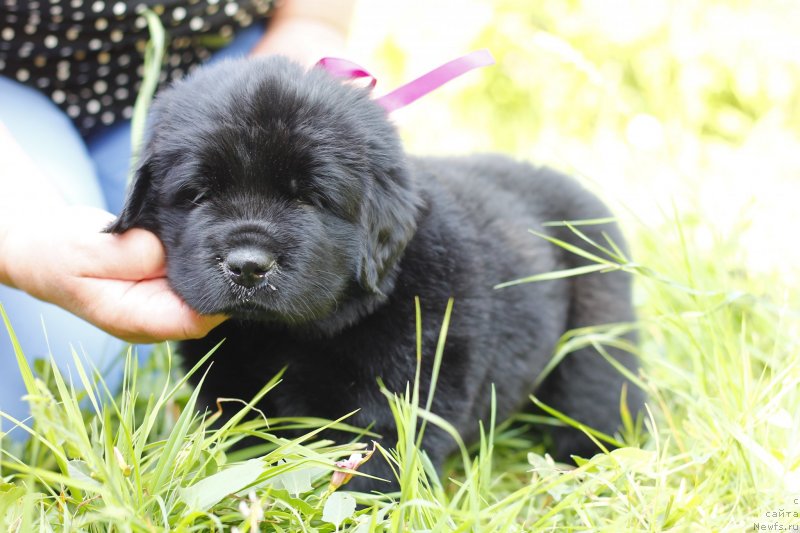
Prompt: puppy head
<box><xmin>108</xmin><ymin>57</ymin><xmax>419</xmax><ymax>326</ymax></box>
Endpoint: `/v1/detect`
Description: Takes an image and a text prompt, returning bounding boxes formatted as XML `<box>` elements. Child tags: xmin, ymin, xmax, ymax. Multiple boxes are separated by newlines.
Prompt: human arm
<box><xmin>248</xmin><ymin>0</ymin><xmax>357</xmax><ymax>65</ymax></box>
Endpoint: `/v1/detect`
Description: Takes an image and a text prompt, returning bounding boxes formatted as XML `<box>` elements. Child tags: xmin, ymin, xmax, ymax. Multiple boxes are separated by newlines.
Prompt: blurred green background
<box><xmin>349</xmin><ymin>0</ymin><xmax>800</xmax><ymax>283</ymax></box>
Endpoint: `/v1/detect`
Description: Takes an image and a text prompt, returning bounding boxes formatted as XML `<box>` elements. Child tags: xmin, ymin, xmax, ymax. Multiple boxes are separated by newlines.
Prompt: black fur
<box><xmin>109</xmin><ymin>57</ymin><xmax>643</xmax><ymax>491</ymax></box>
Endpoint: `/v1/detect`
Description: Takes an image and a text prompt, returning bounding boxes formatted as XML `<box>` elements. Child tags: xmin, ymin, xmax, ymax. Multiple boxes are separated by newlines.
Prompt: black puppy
<box><xmin>109</xmin><ymin>56</ymin><xmax>642</xmax><ymax>491</ymax></box>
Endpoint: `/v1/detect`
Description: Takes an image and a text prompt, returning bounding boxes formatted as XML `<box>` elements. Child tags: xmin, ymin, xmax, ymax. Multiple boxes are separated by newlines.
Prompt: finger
<box><xmin>75</xmin><ymin>277</ymin><xmax>226</xmax><ymax>343</ymax></box>
<box><xmin>78</xmin><ymin>228</ymin><xmax>168</xmax><ymax>281</ymax></box>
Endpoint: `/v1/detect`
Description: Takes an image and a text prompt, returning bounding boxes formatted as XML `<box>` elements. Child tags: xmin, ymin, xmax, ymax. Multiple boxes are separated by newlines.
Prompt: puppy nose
<box><xmin>224</xmin><ymin>247</ymin><xmax>276</xmax><ymax>288</ymax></box>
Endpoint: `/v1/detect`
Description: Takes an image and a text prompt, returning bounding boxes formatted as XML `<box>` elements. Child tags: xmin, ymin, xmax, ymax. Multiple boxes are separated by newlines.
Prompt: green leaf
<box><xmin>66</xmin><ymin>460</ymin><xmax>102</xmax><ymax>490</ymax></box>
<box><xmin>494</xmin><ymin>263</ymin><xmax>614</xmax><ymax>289</ymax></box>
<box><xmin>269</xmin><ymin>463</ymin><xmax>317</xmax><ymax>497</ymax></box>
<box><xmin>0</xmin><ymin>483</ymin><xmax>26</xmax><ymax>524</ymax></box>
<box><xmin>129</xmin><ymin>8</ymin><xmax>166</xmax><ymax>184</ymax></box>
<box><xmin>322</xmin><ymin>491</ymin><xmax>356</xmax><ymax>529</ymax></box>
<box><xmin>179</xmin><ymin>458</ymin><xmax>264</xmax><ymax>511</ymax></box>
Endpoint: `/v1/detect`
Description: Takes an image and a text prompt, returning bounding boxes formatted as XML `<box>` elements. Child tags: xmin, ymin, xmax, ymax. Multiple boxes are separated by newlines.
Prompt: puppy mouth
<box><xmin>215</xmin><ymin>290</ymin><xmax>278</xmax><ymax>320</ymax></box>
<box><xmin>221</xmin><ymin>304</ymin><xmax>275</xmax><ymax>320</ymax></box>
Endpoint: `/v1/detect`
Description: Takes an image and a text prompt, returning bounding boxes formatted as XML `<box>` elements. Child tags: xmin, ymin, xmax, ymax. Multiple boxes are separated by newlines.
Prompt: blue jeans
<box><xmin>0</xmin><ymin>25</ymin><xmax>265</xmax><ymax>437</ymax></box>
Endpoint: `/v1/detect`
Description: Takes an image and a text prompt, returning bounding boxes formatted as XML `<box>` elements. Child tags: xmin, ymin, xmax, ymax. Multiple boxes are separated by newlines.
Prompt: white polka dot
<box><xmin>52</xmin><ymin>90</ymin><xmax>66</xmax><ymax>103</ymax></box>
<box><xmin>208</xmin><ymin>0</ymin><xmax>219</xmax><ymax>4</ymax></box>
<box><xmin>44</xmin><ymin>35</ymin><xmax>58</xmax><ymax>48</ymax></box>
<box><xmin>206</xmin><ymin>4</ymin><xmax>218</xmax><ymax>15</ymax></box>
<box><xmin>36</xmin><ymin>77</ymin><xmax>50</xmax><ymax>88</ymax></box>
<box><xmin>169</xmin><ymin>54</ymin><xmax>181</xmax><ymax>67</ymax></box>
<box><xmin>122</xmin><ymin>106</ymin><xmax>133</xmax><ymax>119</ymax></box>
<box><xmin>67</xmin><ymin>105</ymin><xmax>80</xmax><ymax>118</ymax></box>
<box><xmin>94</xmin><ymin>80</ymin><xmax>108</xmax><ymax>93</ymax></box>
<box><xmin>92</xmin><ymin>1</ymin><xmax>105</xmax><ymax>13</ymax></box>
<box><xmin>50</xmin><ymin>5</ymin><xmax>63</xmax><ymax>15</ymax></box>
<box><xmin>89</xmin><ymin>38</ymin><xmax>102</xmax><ymax>50</ymax></box>
<box><xmin>189</xmin><ymin>16</ymin><xmax>203</xmax><ymax>31</ymax></box>
<box><xmin>73</xmin><ymin>11</ymin><xmax>85</xmax><ymax>20</ymax></box>
<box><xmin>97</xmin><ymin>65</ymin><xmax>110</xmax><ymax>76</ymax></box>
<box><xmin>24</xmin><ymin>25</ymin><xmax>36</xmax><ymax>35</ymax></box>
<box><xmin>101</xmin><ymin>111</ymin><xmax>115</xmax><ymax>125</ymax></box>
<box><xmin>115</xmin><ymin>73</ymin><xmax>128</xmax><ymax>84</ymax></box>
<box><xmin>71</xmin><ymin>0</ymin><xmax>83</xmax><ymax>7</ymax></box>
<box><xmin>172</xmin><ymin>6</ymin><xmax>186</xmax><ymax>21</ymax></box>
<box><xmin>110</xmin><ymin>29</ymin><xmax>122</xmax><ymax>42</ymax></box>
<box><xmin>66</xmin><ymin>26</ymin><xmax>79</xmax><ymax>40</ymax></box>
<box><xmin>86</xmin><ymin>99</ymin><xmax>101</xmax><ymax>114</ymax></box>
<box><xmin>170</xmin><ymin>68</ymin><xmax>184</xmax><ymax>80</ymax></box>
<box><xmin>114</xmin><ymin>87</ymin><xmax>128</xmax><ymax>99</ymax></box>
<box><xmin>16</xmin><ymin>69</ymin><xmax>30</xmax><ymax>82</ymax></box>
<box><xmin>0</xmin><ymin>59</ymin><xmax>5</xmax><ymax>69</ymax></box>
<box><xmin>112</xmin><ymin>1</ymin><xmax>126</xmax><ymax>16</ymax></box>
<box><xmin>82</xmin><ymin>116</ymin><xmax>96</xmax><ymax>129</ymax></box>
<box><xmin>134</xmin><ymin>16</ymin><xmax>146</xmax><ymax>29</ymax></box>
<box><xmin>117</xmin><ymin>54</ymin><xmax>130</xmax><ymax>66</ymax></box>
<box><xmin>95</xmin><ymin>17</ymin><xmax>108</xmax><ymax>30</ymax></box>
<box><xmin>98</xmin><ymin>51</ymin><xmax>110</xmax><ymax>64</ymax></box>
<box><xmin>1</xmin><ymin>28</ymin><xmax>15</xmax><ymax>41</ymax></box>
<box><xmin>100</xmin><ymin>94</ymin><xmax>112</xmax><ymax>106</ymax></box>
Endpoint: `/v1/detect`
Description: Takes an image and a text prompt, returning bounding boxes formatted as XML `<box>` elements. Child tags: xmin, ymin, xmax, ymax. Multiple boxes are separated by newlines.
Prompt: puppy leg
<box><xmin>534</xmin><ymin>266</ymin><xmax>644</xmax><ymax>462</ymax></box>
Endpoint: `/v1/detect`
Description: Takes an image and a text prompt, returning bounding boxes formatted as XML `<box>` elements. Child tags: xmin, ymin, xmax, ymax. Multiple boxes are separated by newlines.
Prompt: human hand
<box><xmin>249</xmin><ymin>0</ymin><xmax>356</xmax><ymax>67</ymax></box>
<box><xmin>0</xmin><ymin>205</ymin><xmax>226</xmax><ymax>343</ymax></box>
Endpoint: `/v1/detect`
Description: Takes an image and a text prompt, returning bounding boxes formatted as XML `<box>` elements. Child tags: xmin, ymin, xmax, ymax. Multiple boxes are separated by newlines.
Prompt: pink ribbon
<box><xmin>316</xmin><ymin>50</ymin><xmax>495</xmax><ymax>113</ymax></box>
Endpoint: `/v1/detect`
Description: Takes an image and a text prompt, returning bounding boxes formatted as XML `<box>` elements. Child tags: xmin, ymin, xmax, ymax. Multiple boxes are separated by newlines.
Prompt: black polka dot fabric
<box><xmin>0</xmin><ymin>0</ymin><xmax>276</xmax><ymax>136</ymax></box>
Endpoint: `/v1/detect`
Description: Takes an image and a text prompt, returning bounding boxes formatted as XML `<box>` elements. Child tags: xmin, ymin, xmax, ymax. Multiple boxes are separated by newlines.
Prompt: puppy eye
<box><xmin>176</xmin><ymin>189</ymin><xmax>209</xmax><ymax>209</ymax></box>
<box><xmin>192</xmin><ymin>191</ymin><xmax>208</xmax><ymax>205</ymax></box>
<box><xmin>288</xmin><ymin>178</ymin><xmax>316</xmax><ymax>206</ymax></box>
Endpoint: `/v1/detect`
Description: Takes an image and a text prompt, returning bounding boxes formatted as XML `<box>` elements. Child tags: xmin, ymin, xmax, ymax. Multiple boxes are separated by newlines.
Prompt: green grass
<box><xmin>2</xmin><ymin>214</ymin><xmax>797</xmax><ymax>531</ymax></box>
<box><xmin>3</xmin><ymin>0</ymin><xmax>800</xmax><ymax>530</ymax></box>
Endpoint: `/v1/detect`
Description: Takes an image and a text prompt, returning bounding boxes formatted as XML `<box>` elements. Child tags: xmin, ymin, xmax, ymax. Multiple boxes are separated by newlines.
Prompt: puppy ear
<box><xmin>359</xmin><ymin>169</ymin><xmax>419</xmax><ymax>293</ymax></box>
<box><xmin>105</xmin><ymin>159</ymin><xmax>157</xmax><ymax>234</ymax></box>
